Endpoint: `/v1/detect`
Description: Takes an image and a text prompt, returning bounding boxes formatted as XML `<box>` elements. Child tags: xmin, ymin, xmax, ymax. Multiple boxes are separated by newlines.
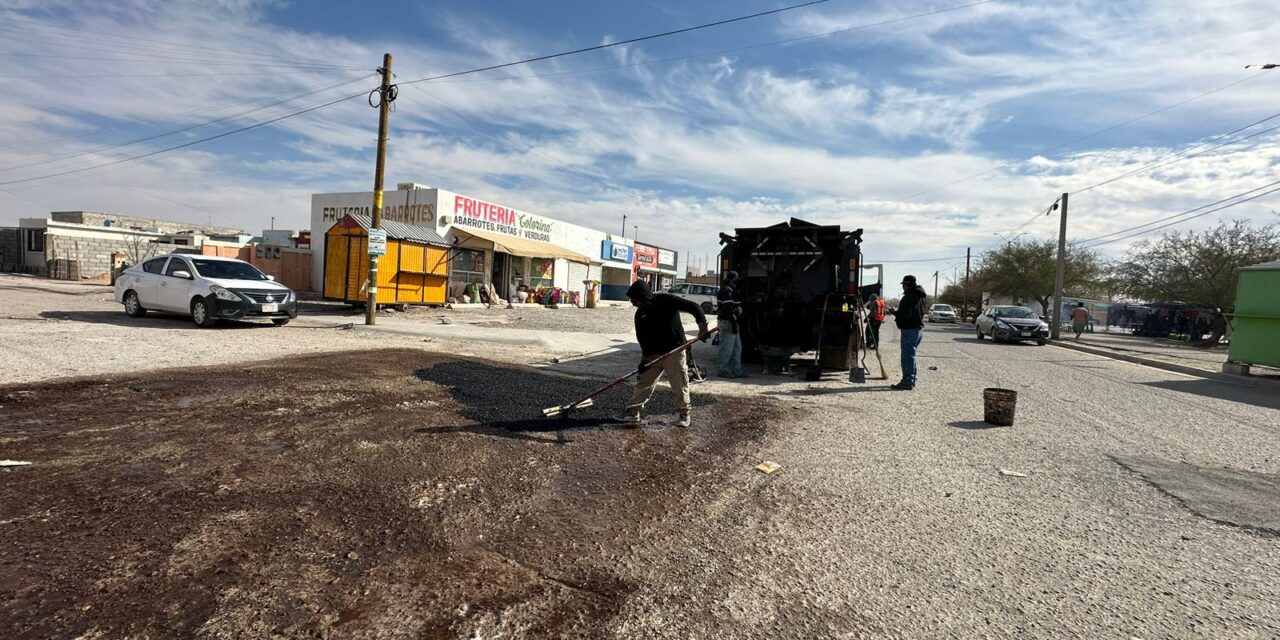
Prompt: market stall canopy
<box><xmin>341</xmin><ymin>213</ymin><xmax>449</xmax><ymax>247</ymax></box>
<box><xmin>454</xmin><ymin>227</ymin><xmax>592</xmax><ymax>265</ymax></box>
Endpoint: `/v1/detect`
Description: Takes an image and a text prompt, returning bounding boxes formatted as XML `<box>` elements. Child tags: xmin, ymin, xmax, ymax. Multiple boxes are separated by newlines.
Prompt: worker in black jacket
<box><xmin>888</xmin><ymin>274</ymin><xmax>928</xmax><ymax>390</ymax></box>
<box><xmin>615</xmin><ymin>280</ymin><xmax>711</xmax><ymax>427</ymax></box>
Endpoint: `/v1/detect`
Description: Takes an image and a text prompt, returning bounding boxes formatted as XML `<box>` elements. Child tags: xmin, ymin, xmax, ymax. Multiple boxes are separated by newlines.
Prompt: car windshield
<box><xmin>191</xmin><ymin>259</ymin><xmax>268</xmax><ymax>281</ymax></box>
<box><xmin>995</xmin><ymin>307</ymin><xmax>1038</xmax><ymax>318</ymax></box>
<box><xmin>932</xmin><ymin>305</ymin><xmax>953</xmax><ymax>312</ymax></box>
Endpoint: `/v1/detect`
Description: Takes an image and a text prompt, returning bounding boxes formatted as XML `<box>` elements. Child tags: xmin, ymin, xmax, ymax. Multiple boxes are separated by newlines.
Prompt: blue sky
<box><xmin>1</xmin><ymin>0</ymin><xmax>1278</xmax><ymax>287</ymax></box>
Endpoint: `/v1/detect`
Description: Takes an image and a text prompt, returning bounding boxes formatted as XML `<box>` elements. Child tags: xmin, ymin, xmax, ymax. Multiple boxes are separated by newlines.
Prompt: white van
<box><xmin>668</xmin><ymin>283</ymin><xmax>718</xmax><ymax>314</ymax></box>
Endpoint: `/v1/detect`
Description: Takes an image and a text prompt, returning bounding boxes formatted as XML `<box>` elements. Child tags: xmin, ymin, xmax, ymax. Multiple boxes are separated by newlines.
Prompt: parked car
<box><xmin>114</xmin><ymin>254</ymin><xmax>297</xmax><ymax>328</ymax></box>
<box><xmin>976</xmin><ymin>305</ymin><xmax>1048</xmax><ymax>345</ymax></box>
<box><xmin>667</xmin><ymin>282</ymin><xmax>719</xmax><ymax>314</ymax></box>
<box><xmin>926</xmin><ymin>303</ymin><xmax>957</xmax><ymax>323</ymax></box>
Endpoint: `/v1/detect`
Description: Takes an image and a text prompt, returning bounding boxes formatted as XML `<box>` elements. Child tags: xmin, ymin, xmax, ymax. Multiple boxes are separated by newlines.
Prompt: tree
<box><xmin>938</xmin><ymin>282</ymin><xmax>980</xmax><ymax>320</ymax></box>
<box><xmin>975</xmin><ymin>239</ymin><xmax>1104</xmax><ymax>314</ymax></box>
<box><xmin>1116</xmin><ymin>221</ymin><xmax>1280</xmax><ymax>344</ymax></box>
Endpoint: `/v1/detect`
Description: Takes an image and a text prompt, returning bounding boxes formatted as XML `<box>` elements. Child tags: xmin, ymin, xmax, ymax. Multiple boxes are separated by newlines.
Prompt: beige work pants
<box><xmin>626</xmin><ymin>350</ymin><xmax>690</xmax><ymax>413</ymax></box>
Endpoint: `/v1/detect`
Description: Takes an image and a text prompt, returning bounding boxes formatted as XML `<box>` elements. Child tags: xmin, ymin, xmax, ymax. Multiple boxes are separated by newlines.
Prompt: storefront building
<box><xmin>633</xmin><ymin>242</ymin><xmax>679</xmax><ymax>292</ymax></box>
<box><xmin>599</xmin><ymin>238</ymin><xmax>634</xmax><ymax>300</ymax></box>
<box><xmin>311</xmin><ymin>184</ymin><xmax>616</xmax><ymax>305</ymax></box>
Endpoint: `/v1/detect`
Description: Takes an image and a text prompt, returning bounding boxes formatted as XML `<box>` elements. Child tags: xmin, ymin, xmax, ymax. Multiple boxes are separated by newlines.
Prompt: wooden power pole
<box><xmin>964</xmin><ymin>247</ymin><xmax>971</xmax><ymax>321</ymax></box>
<box><xmin>1050</xmin><ymin>192</ymin><xmax>1069</xmax><ymax>340</ymax></box>
<box><xmin>366</xmin><ymin>53</ymin><xmax>394</xmax><ymax>326</ymax></box>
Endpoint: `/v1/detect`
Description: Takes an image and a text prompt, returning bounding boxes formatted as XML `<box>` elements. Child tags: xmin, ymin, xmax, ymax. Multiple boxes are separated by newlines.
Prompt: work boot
<box><xmin>613</xmin><ymin>409</ymin><xmax>642</xmax><ymax>424</ymax></box>
<box><xmin>890</xmin><ymin>382</ymin><xmax>915</xmax><ymax>391</ymax></box>
<box><xmin>676</xmin><ymin>412</ymin><xmax>691</xmax><ymax>428</ymax></box>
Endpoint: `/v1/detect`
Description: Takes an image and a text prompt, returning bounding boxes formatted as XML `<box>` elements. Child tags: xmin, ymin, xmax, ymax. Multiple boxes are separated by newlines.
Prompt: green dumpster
<box><xmin>1228</xmin><ymin>260</ymin><xmax>1280</xmax><ymax>368</ymax></box>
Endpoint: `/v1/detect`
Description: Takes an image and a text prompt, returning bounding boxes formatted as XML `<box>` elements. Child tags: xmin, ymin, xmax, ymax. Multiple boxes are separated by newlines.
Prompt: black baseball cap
<box><xmin>901</xmin><ymin>275</ymin><xmax>917</xmax><ymax>285</ymax></box>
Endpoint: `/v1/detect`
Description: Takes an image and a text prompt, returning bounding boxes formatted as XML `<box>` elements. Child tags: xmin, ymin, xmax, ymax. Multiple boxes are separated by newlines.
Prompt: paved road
<box><xmin>581</xmin><ymin>321</ymin><xmax>1280</xmax><ymax>638</ymax></box>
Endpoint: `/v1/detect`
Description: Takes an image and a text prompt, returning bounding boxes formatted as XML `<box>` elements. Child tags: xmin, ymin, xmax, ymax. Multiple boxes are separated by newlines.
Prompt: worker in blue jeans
<box><xmin>888</xmin><ymin>275</ymin><xmax>928</xmax><ymax>390</ymax></box>
<box><xmin>716</xmin><ymin>271</ymin><xmax>746</xmax><ymax>378</ymax></box>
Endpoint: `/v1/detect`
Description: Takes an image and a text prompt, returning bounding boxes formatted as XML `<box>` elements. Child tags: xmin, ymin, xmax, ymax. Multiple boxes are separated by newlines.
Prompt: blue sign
<box><xmin>602</xmin><ymin>241</ymin><xmax>632</xmax><ymax>263</ymax></box>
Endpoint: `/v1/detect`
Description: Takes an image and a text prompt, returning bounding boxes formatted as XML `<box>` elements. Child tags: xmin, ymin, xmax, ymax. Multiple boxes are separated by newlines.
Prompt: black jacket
<box><xmin>891</xmin><ymin>285</ymin><xmax>928</xmax><ymax>330</ymax></box>
<box><xmin>629</xmin><ymin>281</ymin><xmax>707</xmax><ymax>355</ymax></box>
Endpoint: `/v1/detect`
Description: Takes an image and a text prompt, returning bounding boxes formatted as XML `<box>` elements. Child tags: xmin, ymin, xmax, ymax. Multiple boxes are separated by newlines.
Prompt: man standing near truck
<box><xmin>716</xmin><ymin>271</ymin><xmax>745</xmax><ymax>378</ymax></box>
<box><xmin>889</xmin><ymin>275</ymin><xmax>927</xmax><ymax>391</ymax></box>
<box><xmin>615</xmin><ymin>280</ymin><xmax>711</xmax><ymax>427</ymax></box>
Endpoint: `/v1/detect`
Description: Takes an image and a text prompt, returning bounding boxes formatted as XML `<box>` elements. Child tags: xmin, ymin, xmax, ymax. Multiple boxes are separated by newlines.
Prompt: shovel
<box><xmin>543</xmin><ymin>329</ymin><xmax>717</xmax><ymax>418</ymax></box>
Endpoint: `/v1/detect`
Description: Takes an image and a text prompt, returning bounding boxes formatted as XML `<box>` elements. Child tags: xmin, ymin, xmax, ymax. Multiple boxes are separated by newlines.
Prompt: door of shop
<box><xmin>491</xmin><ymin>252</ymin><xmax>509</xmax><ymax>299</ymax></box>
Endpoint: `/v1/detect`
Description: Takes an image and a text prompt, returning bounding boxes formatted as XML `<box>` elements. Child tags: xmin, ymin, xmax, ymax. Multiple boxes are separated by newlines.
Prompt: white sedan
<box><xmin>114</xmin><ymin>254</ymin><xmax>297</xmax><ymax>328</ymax></box>
<box><xmin>926</xmin><ymin>304</ymin><xmax>957</xmax><ymax>323</ymax></box>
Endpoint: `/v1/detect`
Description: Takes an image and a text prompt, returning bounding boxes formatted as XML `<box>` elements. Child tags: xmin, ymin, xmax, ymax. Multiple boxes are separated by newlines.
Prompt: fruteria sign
<box><xmin>634</xmin><ymin>243</ymin><xmax>659</xmax><ymax>269</ymax></box>
<box><xmin>601</xmin><ymin>240</ymin><xmax>632</xmax><ymax>263</ymax></box>
<box><xmin>450</xmin><ymin>194</ymin><xmax>554</xmax><ymax>243</ymax></box>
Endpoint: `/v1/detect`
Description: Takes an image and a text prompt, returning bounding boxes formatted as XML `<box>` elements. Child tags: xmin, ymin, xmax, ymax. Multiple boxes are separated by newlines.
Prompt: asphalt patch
<box><xmin>1111</xmin><ymin>455</ymin><xmax>1280</xmax><ymax>537</ymax></box>
<box><xmin>0</xmin><ymin>348</ymin><xmax>781</xmax><ymax>638</ymax></box>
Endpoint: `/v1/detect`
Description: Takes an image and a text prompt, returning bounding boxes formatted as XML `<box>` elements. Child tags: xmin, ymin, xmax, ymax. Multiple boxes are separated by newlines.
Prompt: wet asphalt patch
<box><xmin>0</xmin><ymin>348</ymin><xmax>782</xmax><ymax>638</ymax></box>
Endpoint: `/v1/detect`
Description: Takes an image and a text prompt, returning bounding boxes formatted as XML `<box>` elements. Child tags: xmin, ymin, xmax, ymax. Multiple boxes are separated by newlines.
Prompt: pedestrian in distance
<box><xmin>888</xmin><ymin>275</ymin><xmax>927</xmax><ymax>391</ymax></box>
<box><xmin>1070</xmin><ymin>302</ymin><xmax>1090</xmax><ymax>340</ymax></box>
<box><xmin>716</xmin><ymin>271</ymin><xmax>746</xmax><ymax>378</ymax></box>
<box><xmin>865</xmin><ymin>293</ymin><xmax>885</xmax><ymax>350</ymax></box>
<box><xmin>615</xmin><ymin>280</ymin><xmax>711</xmax><ymax>427</ymax></box>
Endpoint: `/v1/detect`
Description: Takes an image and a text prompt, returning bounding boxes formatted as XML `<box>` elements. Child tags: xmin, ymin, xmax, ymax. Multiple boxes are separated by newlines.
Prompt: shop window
<box><xmin>529</xmin><ymin>258</ymin><xmax>554</xmax><ymax>289</ymax></box>
<box><xmin>25</xmin><ymin>229</ymin><xmax>45</xmax><ymax>252</ymax></box>
<box><xmin>450</xmin><ymin>248</ymin><xmax>486</xmax><ymax>284</ymax></box>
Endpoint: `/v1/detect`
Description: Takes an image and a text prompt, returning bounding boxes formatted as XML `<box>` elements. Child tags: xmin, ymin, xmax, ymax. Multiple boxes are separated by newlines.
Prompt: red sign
<box><xmin>634</xmin><ymin>243</ymin><xmax>658</xmax><ymax>266</ymax></box>
<box><xmin>297</xmin><ymin>231</ymin><xmax>311</xmax><ymax>248</ymax></box>
<box><xmin>453</xmin><ymin>194</ymin><xmax>516</xmax><ymax>226</ymax></box>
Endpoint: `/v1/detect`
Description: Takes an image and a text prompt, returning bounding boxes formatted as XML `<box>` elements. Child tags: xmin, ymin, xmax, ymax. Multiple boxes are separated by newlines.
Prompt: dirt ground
<box><xmin>0</xmin><ymin>349</ymin><xmax>783</xmax><ymax>639</ymax></box>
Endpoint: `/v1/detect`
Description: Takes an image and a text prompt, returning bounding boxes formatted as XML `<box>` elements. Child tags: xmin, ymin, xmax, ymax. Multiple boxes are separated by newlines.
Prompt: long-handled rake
<box><xmin>542</xmin><ymin>329</ymin><xmax>718</xmax><ymax>418</ymax></box>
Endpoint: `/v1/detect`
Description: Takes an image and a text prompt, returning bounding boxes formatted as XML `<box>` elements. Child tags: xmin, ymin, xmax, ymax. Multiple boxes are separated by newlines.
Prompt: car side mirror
<box><xmin>267</xmin><ymin>275</ymin><xmax>276</xmax><ymax>281</ymax></box>
<box><xmin>173</xmin><ymin>270</ymin><xmax>192</xmax><ymax>279</ymax></box>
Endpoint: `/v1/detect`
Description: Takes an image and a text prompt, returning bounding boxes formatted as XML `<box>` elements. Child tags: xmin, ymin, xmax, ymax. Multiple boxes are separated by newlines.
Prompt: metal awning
<box><xmin>453</xmin><ymin>226</ymin><xmax>591</xmax><ymax>265</ymax></box>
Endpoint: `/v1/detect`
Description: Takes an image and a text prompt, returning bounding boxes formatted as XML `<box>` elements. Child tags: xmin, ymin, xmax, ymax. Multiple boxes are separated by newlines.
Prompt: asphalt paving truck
<box><xmin>718</xmin><ymin>218</ymin><xmax>879</xmax><ymax>373</ymax></box>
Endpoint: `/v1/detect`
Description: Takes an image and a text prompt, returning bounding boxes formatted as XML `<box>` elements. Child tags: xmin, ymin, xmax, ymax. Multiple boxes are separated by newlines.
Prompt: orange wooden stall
<box><xmin>323</xmin><ymin>214</ymin><xmax>449</xmax><ymax>305</ymax></box>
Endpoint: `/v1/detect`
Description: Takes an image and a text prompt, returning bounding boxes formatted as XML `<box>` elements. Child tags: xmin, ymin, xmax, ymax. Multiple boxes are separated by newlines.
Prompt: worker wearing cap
<box><xmin>616</xmin><ymin>280</ymin><xmax>711</xmax><ymax>427</ymax></box>
<box><xmin>888</xmin><ymin>275</ymin><xmax>928</xmax><ymax>390</ymax></box>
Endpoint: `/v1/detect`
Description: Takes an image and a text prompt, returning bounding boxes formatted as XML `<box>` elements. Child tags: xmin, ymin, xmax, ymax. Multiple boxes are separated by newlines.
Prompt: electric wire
<box><xmin>1075</xmin><ymin>178</ymin><xmax>1280</xmax><ymax>248</ymax></box>
<box><xmin>410</xmin><ymin>0</ymin><xmax>998</xmax><ymax>86</ymax></box>
<box><xmin>397</xmin><ymin>0</ymin><xmax>834</xmax><ymax>86</ymax></box>
<box><xmin>0</xmin><ymin>73</ymin><xmax>376</xmax><ymax>174</ymax></box>
<box><xmin>0</xmin><ymin>90</ymin><xmax>370</xmax><ymax>187</ymax></box>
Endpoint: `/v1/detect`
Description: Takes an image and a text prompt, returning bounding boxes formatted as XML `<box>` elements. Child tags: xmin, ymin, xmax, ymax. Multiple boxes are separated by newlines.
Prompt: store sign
<box><xmin>451</xmin><ymin>194</ymin><xmax>554</xmax><ymax>242</ymax></box>
<box><xmin>321</xmin><ymin>203</ymin><xmax>434</xmax><ymax>225</ymax></box>
<box><xmin>658</xmin><ymin>249</ymin><xmax>676</xmax><ymax>270</ymax></box>
<box><xmin>367</xmin><ymin>228</ymin><xmax>387</xmax><ymax>256</ymax></box>
<box><xmin>634</xmin><ymin>243</ymin><xmax>659</xmax><ymax>268</ymax></box>
<box><xmin>602</xmin><ymin>240</ymin><xmax>632</xmax><ymax>263</ymax></box>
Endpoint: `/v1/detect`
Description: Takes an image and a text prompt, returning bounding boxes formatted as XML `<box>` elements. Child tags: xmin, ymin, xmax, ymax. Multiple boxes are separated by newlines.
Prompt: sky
<box><xmin>1</xmin><ymin>0</ymin><xmax>1278</xmax><ymax>288</ymax></box>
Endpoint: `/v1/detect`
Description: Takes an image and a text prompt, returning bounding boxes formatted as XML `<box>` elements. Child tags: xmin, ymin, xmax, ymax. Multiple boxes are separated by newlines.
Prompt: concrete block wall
<box><xmin>51</xmin><ymin>211</ymin><xmax>241</xmax><ymax>236</ymax></box>
<box><xmin>45</xmin><ymin>234</ymin><xmax>187</xmax><ymax>280</ymax></box>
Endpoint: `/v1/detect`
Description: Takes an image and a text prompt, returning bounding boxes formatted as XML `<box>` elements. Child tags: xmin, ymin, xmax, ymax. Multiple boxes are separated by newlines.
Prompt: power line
<box><xmin>0</xmin><ymin>90</ymin><xmax>370</xmax><ymax>187</ymax></box>
<box><xmin>399</xmin><ymin>0</ymin><xmax>833</xmax><ymax>86</ymax></box>
<box><xmin>411</xmin><ymin>0</ymin><xmax>998</xmax><ymax>86</ymax></box>
<box><xmin>1076</xmin><ymin>178</ymin><xmax>1280</xmax><ymax>248</ymax></box>
<box><xmin>1073</xmin><ymin>112</ymin><xmax>1280</xmax><ymax>194</ymax></box>
<box><xmin>897</xmin><ymin>72</ymin><xmax>1271</xmax><ymax>203</ymax></box>
<box><xmin>0</xmin><ymin>73</ymin><xmax>375</xmax><ymax>174</ymax></box>
<box><xmin>0</xmin><ymin>51</ymin><xmax>365</xmax><ymax>70</ymax></box>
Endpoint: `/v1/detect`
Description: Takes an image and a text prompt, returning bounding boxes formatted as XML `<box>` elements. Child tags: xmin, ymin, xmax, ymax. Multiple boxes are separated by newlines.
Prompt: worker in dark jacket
<box><xmin>888</xmin><ymin>275</ymin><xmax>927</xmax><ymax>390</ymax></box>
<box><xmin>716</xmin><ymin>271</ymin><xmax>746</xmax><ymax>378</ymax></box>
<box><xmin>616</xmin><ymin>280</ymin><xmax>710</xmax><ymax>427</ymax></box>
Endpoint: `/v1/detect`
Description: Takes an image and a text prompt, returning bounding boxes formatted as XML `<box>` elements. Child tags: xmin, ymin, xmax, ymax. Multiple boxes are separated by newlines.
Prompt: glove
<box><xmin>697</xmin><ymin>326</ymin><xmax>712</xmax><ymax>342</ymax></box>
<box><xmin>637</xmin><ymin>360</ymin><xmax>649</xmax><ymax>374</ymax></box>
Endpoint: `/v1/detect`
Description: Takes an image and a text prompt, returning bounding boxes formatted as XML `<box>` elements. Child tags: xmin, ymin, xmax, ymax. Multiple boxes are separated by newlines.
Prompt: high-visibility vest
<box><xmin>872</xmin><ymin>299</ymin><xmax>886</xmax><ymax>322</ymax></box>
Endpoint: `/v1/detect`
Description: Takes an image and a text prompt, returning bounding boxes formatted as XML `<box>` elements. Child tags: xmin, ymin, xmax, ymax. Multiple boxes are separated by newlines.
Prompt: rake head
<box><xmin>542</xmin><ymin>397</ymin><xmax>594</xmax><ymax>418</ymax></box>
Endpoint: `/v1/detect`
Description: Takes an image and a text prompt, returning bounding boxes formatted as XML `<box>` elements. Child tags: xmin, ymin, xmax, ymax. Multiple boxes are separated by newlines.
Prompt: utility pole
<box><xmin>621</xmin><ymin>214</ymin><xmax>627</xmax><ymax>238</ymax></box>
<box><xmin>964</xmin><ymin>247</ymin><xmax>971</xmax><ymax>321</ymax></box>
<box><xmin>270</xmin><ymin>216</ymin><xmax>275</xmax><ymax>230</ymax></box>
<box><xmin>634</xmin><ymin>225</ymin><xmax>639</xmax><ymax>245</ymax></box>
<box><xmin>1050</xmin><ymin>192</ymin><xmax>1069</xmax><ymax>340</ymax></box>
<box><xmin>366</xmin><ymin>53</ymin><xmax>394</xmax><ymax>326</ymax></box>
<box><xmin>932</xmin><ymin>271</ymin><xmax>939</xmax><ymax>300</ymax></box>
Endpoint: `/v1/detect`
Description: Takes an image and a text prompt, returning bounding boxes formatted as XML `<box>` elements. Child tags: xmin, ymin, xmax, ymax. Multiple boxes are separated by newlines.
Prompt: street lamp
<box><xmin>1245</xmin><ymin>63</ymin><xmax>1277</xmax><ymax>69</ymax></box>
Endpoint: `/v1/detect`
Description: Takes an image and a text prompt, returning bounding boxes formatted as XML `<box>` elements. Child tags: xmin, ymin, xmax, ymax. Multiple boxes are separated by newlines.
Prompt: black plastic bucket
<box><xmin>983</xmin><ymin>388</ymin><xmax>1017</xmax><ymax>426</ymax></box>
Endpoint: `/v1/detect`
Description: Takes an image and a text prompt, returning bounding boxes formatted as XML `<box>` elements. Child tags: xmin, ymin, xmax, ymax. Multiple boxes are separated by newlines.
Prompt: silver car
<box><xmin>668</xmin><ymin>283</ymin><xmax>718</xmax><ymax>314</ymax></box>
<box><xmin>114</xmin><ymin>254</ymin><xmax>297</xmax><ymax>328</ymax></box>
<box><xmin>976</xmin><ymin>305</ymin><xmax>1049</xmax><ymax>345</ymax></box>
<box><xmin>926</xmin><ymin>304</ymin><xmax>957</xmax><ymax>323</ymax></box>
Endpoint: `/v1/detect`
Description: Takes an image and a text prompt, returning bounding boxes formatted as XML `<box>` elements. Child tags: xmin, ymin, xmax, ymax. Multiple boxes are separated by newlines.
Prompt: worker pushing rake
<box><xmin>545</xmin><ymin>280</ymin><xmax>713</xmax><ymax>427</ymax></box>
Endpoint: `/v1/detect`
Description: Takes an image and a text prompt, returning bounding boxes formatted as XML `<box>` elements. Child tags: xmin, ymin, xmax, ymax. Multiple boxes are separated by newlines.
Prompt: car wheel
<box><xmin>1037</xmin><ymin>339</ymin><xmax>1048</xmax><ymax>346</ymax></box>
<box><xmin>976</xmin><ymin>327</ymin><xmax>984</xmax><ymax>340</ymax></box>
<box><xmin>701</xmin><ymin>301</ymin><xmax>714</xmax><ymax>314</ymax></box>
<box><xmin>272</xmin><ymin>318</ymin><xmax>290</xmax><ymax>327</ymax></box>
<box><xmin>191</xmin><ymin>298</ymin><xmax>218</xmax><ymax>328</ymax></box>
<box><xmin>123</xmin><ymin>291</ymin><xmax>146</xmax><ymax>318</ymax></box>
